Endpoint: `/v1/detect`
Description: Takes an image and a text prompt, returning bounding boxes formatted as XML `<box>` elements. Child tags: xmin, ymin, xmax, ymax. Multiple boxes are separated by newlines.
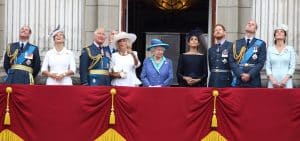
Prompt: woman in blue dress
<box><xmin>266</xmin><ymin>24</ymin><xmax>296</xmax><ymax>88</ymax></box>
<box><xmin>140</xmin><ymin>39</ymin><xmax>173</xmax><ymax>87</ymax></box>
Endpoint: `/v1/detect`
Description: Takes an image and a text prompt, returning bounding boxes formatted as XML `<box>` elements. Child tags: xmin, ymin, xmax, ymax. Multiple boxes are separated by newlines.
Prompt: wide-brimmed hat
<box><xmin>113</xmin><ymin>32</ymin><xmax>137</xmax><ymax>47</ymax></box>
<box><xmin>147</xmin><ymin>39</ymin><xmax>170</xmax><ymax>51</ymax></box>
<box><xmin>275</xmin><ymin>24</ymin><xmax>288</xmax><ymax>32</ymax></box>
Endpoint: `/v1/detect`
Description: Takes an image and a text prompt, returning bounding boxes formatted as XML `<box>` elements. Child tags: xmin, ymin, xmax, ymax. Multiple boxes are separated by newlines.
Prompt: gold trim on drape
<box><xmin>0</xmin><ymin>87</ymin><xmax>24</xmax><ymax>141</ymax></box>
<box><xmin>94</xmin><ymin>88</ymin><xmax>126</xmax><ymax>141</ymax></box>
<box><xmin>201</xmin><ymin>90</ymin><xmax>227</xmax><ymax>141</ymax></box>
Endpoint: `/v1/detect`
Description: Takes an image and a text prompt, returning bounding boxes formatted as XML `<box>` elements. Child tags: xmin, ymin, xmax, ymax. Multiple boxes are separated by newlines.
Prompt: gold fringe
<box><xmin>201</xmin><ymin>130</ymin><xmax>227</xmax><ymax>141</ymax></box>
<box><xmin>0</xmin><ymin>129</ymin><xmax>24</xmax><ymax>141</ymax></box>
<box><xmin>109</xmin><ymin>88</ymin><xmax>117</xmax><ymax>125</ymax></box>
<box><xmin>4</xmin><ymin>87</ymin><xmax>12</xmax><ymax>125</ymax></box>
<box><xmin>94</xmin><ymin>128</ymin><xmax>126</xmax><ymax>141</ymax></box>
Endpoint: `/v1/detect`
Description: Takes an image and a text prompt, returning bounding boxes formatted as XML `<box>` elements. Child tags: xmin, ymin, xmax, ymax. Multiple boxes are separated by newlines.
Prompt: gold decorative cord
<box><xmin>4</xmin><ymin>87</ymin><xmax>12</xmax><ymax>125</ymax></box>
<box><xmin>109</xmin><ymin>88</ymin><xmax>116</xmax><ymax>125</ymax></box>
<box><xmin>6</xmin><ymin>44</ymin><xmax>19</xmax><ymax>65</ymax></box>
<box><xmin>85</xmin><ymin>47</ymin><xmax>103</xmax><ymax>70</ymax></box>
<box><xmin>233</xmin><ymin>44</ymin><xmax>246</xmax><ymax>64</ymax></box>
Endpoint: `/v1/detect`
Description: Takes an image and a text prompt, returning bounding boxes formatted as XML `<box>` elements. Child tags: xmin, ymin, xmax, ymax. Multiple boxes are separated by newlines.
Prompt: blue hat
<box><xmin>147</xmin><ymin>39</ymin><xmax>170</xmax><ymax>51</ymax></box>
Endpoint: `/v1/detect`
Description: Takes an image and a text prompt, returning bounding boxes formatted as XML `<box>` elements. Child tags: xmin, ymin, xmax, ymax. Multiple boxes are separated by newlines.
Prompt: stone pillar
<box><xmin>216</xmin><ymin>0</ymin><xmax>253</xmax><ymax>42</ymax></box>
<box><xmin>84</xmin><ymin>0</ymin><xmax>120</xmax><ymax>46</ymax></box>
<box><xmin>83</xmin><ymin>0</ymin><xmax>99</xmax><ymax>46</ymax></box>
<box><xmin>0</xmin><ymin>0</ymin><xmax>4</xmax><ymax>55</ymax></box>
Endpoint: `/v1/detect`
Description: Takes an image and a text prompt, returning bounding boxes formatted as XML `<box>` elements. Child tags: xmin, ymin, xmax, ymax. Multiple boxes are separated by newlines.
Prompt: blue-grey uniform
<box><xmin>208</xmin><ymin>40</ymin><xmax>233</xmax><ymax>87</ymax></box>
<box><xmin>3</xmin><ymin>42</ymin><xmax>41</xmax><ymax>84</ymax></box>
<box><xmin>79</xmin><ymin>42</ymin><xmax>111</xmax><ymax>86</ymax></box>
<box><xmin>229</xmin><ymin>37</ymin><xmax>266</xmax><ymax>87</ymax></box>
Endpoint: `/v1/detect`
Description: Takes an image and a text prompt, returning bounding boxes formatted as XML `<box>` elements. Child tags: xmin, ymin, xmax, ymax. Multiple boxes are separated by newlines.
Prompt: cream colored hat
<box><xmin>275</xmin><ymin>24</ymin><xmax>288</xmax><ymax>32</ymax></box>
<box><xmin>113</xmin><ymin>32</ymin><xmax>137</xmax><ymax>47</ymax></box>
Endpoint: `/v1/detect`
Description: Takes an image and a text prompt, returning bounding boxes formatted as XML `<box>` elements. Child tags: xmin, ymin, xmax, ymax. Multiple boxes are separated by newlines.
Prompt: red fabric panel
<box><xmin>0</xmin><ymin>85</ymin><xmax>299</xmax><ymax>141</ymax></box>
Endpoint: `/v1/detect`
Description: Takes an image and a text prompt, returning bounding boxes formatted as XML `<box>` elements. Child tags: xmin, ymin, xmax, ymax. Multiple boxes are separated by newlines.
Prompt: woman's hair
<box><xmin>186</xmin><ymin>29</ymin><xmax>207</xmax><ymax>55</ymax></box>
<box><xmin>274</xmin><ymin>29</ymin><xmax>287</xmax><ymax>44</ymax></box>
<box><xmin>117</xmin><ymin>38</ymin><xmax>131</xmax><ymax>49</ymax></box>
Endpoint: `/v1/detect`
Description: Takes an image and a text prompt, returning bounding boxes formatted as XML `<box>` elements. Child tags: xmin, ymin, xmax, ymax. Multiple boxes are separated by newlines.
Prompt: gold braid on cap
<box><xmin>6</xmin><ymin>44</ymin><xmax>19</xmax><ymax>65</ymax></box>
<box><xmin>85</xmin><ymin>46</ymin><xmax>103</xmax><ymax>70</ymax></box>
<box><xmin>232</xmin><ymin>44</ymin><xmax>246</xmax><ymax>64</ymax></box>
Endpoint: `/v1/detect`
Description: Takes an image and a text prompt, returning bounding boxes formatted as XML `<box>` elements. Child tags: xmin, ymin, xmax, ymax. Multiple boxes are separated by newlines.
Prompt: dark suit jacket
<box><xmin>228</xmin><ymin>38</ymin><xmax>266</xmax><ymax>87</ymax></box>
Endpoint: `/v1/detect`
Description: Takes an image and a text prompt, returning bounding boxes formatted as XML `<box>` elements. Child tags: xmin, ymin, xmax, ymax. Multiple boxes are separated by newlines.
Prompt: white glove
<box><xmin>119</xmin><ymin>72</ymin><xmax>127</xmax><ymax>79</ymax></box>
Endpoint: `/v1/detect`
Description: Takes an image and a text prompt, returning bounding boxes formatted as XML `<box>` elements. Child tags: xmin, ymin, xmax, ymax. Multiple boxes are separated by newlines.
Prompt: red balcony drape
<box><xmin>0</xmin><ymin>85</ymin><xmax>299</xmax><ymax>141</ymax></box>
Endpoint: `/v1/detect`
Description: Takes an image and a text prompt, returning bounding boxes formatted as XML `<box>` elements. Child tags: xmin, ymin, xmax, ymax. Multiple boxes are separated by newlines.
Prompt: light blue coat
<box><xmin>140</xmin><ymin>57</ymin><xmax>173</xmax><ymax>86</ymax></box>
<box><xmin>266</xmin><ymin>45</ymin><xmax>296</xmax><ymax>88</ymax></box>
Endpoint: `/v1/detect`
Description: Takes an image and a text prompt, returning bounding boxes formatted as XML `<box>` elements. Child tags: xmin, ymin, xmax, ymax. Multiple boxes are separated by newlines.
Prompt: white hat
<box><xmin>113</xmin><ymin>32</ymin><xmax>137</xmax><ymax>47</ymax></box>
<box><xmin>275</xmin><ymin>24</ymin><xmax>288</xmax><ymax>32</ymax></box>
<box><xmin>49</xmin><ymin>25</ymin><xmax>63</xmax><ymax>37</ymax></box>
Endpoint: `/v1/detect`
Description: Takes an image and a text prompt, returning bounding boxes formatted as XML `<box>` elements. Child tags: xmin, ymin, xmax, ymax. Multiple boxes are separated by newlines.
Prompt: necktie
<box><xmin>20</xmin><ymin>43</ymin><xmax>24</xmax><ymax>51</ymax></box>
<box><xmin>246</xmin><ymin>39</ymin><xmax>250</xmax><ymax>47</ymax></box>
<box><xmin>216</xmin><ymin>43</ymin><xmax>221</xmax><ymax>52</ymax></box>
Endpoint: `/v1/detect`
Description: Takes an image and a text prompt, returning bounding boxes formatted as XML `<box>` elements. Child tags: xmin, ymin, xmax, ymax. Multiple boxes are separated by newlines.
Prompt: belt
<box><xmin>210</xmin><ymin>69</ymin><xmax>230</xmax><ymax>73</ymax></box>
<box><xmin>239</xmin><ymin>63</ymin><xmax>255</xmax><ymax>67</ymax></box>
<box><xmin>11</xmin><ymin>64</ymin><xmax>34</xmax><ymax>85</ymax></box>
<box><xmin>89</xmin><ymin>69</ymin><xmax>109</xmax><ymax>75</ymax></box>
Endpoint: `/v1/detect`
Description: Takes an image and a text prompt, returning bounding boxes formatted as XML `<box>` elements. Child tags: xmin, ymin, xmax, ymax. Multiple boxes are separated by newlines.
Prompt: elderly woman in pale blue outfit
<box><xmin>266</xmin><ymin>24</ymin><xmax>296</xmax><ymax>88</ymax></box>
<box><xmin>140</xmin><ymin>39</ymin><xmax>173</xmax><ymax>87</ymax></box>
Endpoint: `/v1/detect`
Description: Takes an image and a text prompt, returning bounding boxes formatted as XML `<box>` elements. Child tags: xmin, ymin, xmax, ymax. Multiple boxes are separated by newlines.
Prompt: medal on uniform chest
<box><xmin>25</xmin><ymin>52</ymin><xmax>34</xmax><ymax>59</ymax></box>
<box><xmin>253</xmin><ymin>46</ymin><xmax>258</xmax><ymax>53</ymax></box>
<box><xmin>252</xmin><ymin>54</ymin><xmax>258</xmax><ymax>60</ymax></box>
<box><xmin>216</xmin><ymin>47</ymin><xmax>220</xmax><ymax>53</ymax></box>
<box><xmin>26</xmin><ymin>59</ymin><xmax>31</xmax><ymax>65</ymax></box>
<box><xmin>221</xmin><ymin>49</ymin><xmax>228</xmax><ymax>58</ymax></box>
<box><xmin>92</xmin><ymin>78</ymin><xmax>96</xmax><ymax>84</ymax></box>
<box><xmin>222</xmin><ymin>58</ymin><xmax>228</xmax><ymax>64</ymax></box>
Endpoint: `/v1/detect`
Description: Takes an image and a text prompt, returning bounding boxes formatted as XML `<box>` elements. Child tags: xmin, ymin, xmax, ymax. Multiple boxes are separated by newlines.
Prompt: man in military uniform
<box><xmin>229</xmin><ymin>20</ymin><xmax>266</xmax><ymax>87</ymax></box>
<box><xmin>79</xmin><ymin>27</ymin><xmax>112</xmax><ymax>86</ymax></box>
<box><xmin>208</xmin><ymin>24</ymin><xmax>233</xmax><ymax>87</ymax></box>
<box><xmin>3</xmin><ymin>25</ymin><xmax>41</xmax><ymax>84</ymax></box>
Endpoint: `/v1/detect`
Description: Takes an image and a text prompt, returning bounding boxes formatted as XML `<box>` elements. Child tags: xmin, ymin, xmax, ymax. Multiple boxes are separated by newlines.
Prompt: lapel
<box><xmin>23</xmin><ymin>43</ymin><xmax>30</xmax><ymax>52</ymax></box>
<box><xmin>236</xmin><ymin>38</ymin><xmax>246</xmax><ymax>53</ymax></box>
<box><xmin>222</xmin><ymin>40</ymin><xmax>229</xmax><ymax>49</ymax></box>
<box><xmin>90</xmin><ymin>44</ymin><xmax>101</xmax><ymax>56</ymax></box>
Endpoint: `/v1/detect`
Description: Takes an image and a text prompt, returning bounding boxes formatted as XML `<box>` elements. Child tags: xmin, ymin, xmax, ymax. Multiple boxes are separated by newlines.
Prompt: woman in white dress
<box><xmin>266</xmin><ymin>24</ymin><xmax>296</xmax><ymax>88</ymax></box>
<box><xmin>41</xmin><ymin>28</ymin><xmax>76</xmax><ymax>85</ymax></box>
<box><xmin>110</xmin><ymin>32</ymin><xmax>141</xmax><ymax>86</ymax></box>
